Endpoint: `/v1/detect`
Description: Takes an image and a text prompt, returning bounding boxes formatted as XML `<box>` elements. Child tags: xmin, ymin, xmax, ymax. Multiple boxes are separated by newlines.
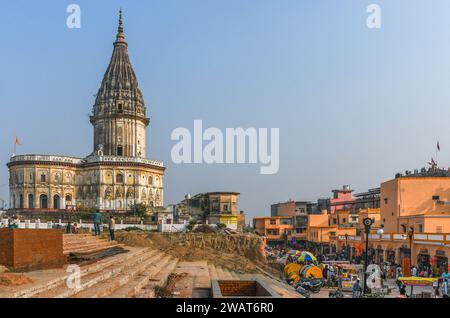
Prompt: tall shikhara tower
<box><xmin>90</xmin><ymin>10</ymin><xmax>149</xmax><ymax>158</ymax></box>
<box><xmin>8</xmin><ymin>10</ymin><xmax>165</xmax><ymax>213</ymax></box>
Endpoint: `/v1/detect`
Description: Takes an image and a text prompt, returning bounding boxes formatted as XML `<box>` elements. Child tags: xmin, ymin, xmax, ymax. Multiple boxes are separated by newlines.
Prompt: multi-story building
<box><xmin>175</xmin><ymin>192</ymin><xmax>244</xmax><ymax>231</ymax></box>
<box><xmin>271</xmin><ymin>200</ymin><xmax>309</xmax><ymax>234</ymax></box>
<box><xmin>7</xmin><ymin>12</ymin><xmax>165</xmax><ymax>213</ymax></box>
<box><xmin>253</xmin><ymin>216</ymin><xmax>295</xmax><ymax>243</ymax></box>
<box><xmin>330</xmin><ymin>168</ymin><xmax>450</xmax><ymax>273</ymax></box>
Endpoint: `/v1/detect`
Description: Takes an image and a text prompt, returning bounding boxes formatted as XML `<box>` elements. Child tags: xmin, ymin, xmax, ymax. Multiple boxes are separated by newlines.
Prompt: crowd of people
<box><xmin>267</xmin><ymin>242</ymin><xmax>450</xmax><ymax>298</ymax></box>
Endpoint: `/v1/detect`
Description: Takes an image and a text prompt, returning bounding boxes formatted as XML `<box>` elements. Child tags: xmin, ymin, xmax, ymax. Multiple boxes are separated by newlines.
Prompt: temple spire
<box><xmin>116</xmin><ymin>9</ymin><xmax>126</xmax><ymax>43</ymax></box>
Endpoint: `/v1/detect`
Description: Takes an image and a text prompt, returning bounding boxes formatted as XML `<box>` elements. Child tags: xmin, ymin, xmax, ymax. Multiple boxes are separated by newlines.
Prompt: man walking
<box><xmin>93</xmin><ymin>209</ymin><xmax>102</xmax><ymax>236</ymax></box>
<box><xmin>352</xmin><ymin>278</ymin><xmax>362</xmax><ymax>298</ymax></box>
<box><xmin>442</xmin><ymin>269</ymin><xmax>450</xmax><ymax>296</ymax></box>
<box><xmin>411</xmin><ymin>266</ymin><xmax>417</xmax><ymax>277</ymax></box>
<box><xmin>108</xmin><ymin>215</ymin><xmax>116</xmax><ymax>241</ymax></box>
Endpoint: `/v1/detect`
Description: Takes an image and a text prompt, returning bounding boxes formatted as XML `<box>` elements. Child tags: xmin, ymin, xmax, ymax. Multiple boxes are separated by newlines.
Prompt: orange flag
<box><xmin>15</xmin><ymin>137</ymin><xmax>20</xmax><ymax>145</ymax></box>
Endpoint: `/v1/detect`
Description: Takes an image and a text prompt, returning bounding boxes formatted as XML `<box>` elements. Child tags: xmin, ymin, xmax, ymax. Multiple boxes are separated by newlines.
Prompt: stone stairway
<box><xmin>1</xmin><ymin>232</ymin><xmax>178</xmax><ymax>299</ymax></box>
<box><xmin>2</xmin><ymin>234</ymin><xmax>300</xmax><ymax>298</ymax></box>
<box><xmin>26</xmin><ymin>246</ymin><xmax>179</xmax><ymax>298</ymax></box>
<box><xmin>63</xmin><ymin>234</ymin><xmax>121</xmax><ymax>255</ymax></box>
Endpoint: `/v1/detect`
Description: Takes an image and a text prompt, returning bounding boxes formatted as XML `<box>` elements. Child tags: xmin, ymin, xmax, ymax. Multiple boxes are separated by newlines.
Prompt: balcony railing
<box><xmin>336</xmin><ymin>232</ymin><xmax>450</xmax><ymax>245</ymax></box>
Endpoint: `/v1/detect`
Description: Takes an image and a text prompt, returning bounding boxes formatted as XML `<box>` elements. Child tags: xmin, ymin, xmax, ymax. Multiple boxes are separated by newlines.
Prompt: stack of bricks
<box><xmin>0</xmin><ymin>229</ymin><xmax>65</xmax><ymax>272</ymax></box>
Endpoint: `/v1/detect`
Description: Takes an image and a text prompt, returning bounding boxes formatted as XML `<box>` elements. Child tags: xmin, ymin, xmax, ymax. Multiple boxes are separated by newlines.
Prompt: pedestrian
<box><xmin>352</xmin><ymin>278</ymin><xmax>362</xmax><ymax>298</ymax></box>
<box><xmin>323</xmin><ymin>265</ymin><xmax>329</xmax><ymax>285</ymax></box>
<box><xmin>397</xmin><ymin>286</ymin><xmax>407</xmax><ymax>298</ymax></box>
<box><xmin>411</xmin><ymin>266</ymin><xmax>417</xmax><ymax>277</ymax></box>
<box><xmin>93</xmin><ymin>209</ymin><xmax>102</xmax><ymax>236</ymax></box>
<box><xmin>433</xmin><ymin>279</ymin><xmax>440</xmax><ymax>298</ymax></box>
<box><xmin>108</xmin><ymin>215</ymin><xmax>116</xmax><ymax>241</ymax></box>
<box><xmin>442</xmin><ymin>269</ymin><xmax>450</xmax><ymax>296</ymax></box>
<box><xmin>396</xmin><ymin>265</ymin><xmax>402</xmax><ymax>279</ymax></box>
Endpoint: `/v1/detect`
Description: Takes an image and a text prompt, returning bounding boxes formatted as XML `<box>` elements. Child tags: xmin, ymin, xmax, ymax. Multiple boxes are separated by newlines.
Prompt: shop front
<box><xmin>376</xmin><ymin>245</ymin><xmax>384</xmax><ymax>264</ymax></box>
<box><xmin>417</xmin><ymin>249</ymin><xmax>430</xmax><ymax>273</ymax></box>
<box><xmin>433</xmin><ymin>250</ymin><xmax>448</xmax><ymax>275</ymax></box>
<box><xmin>386</xmin><ymin>249</ymin><xmax>396</xmax><ymax>264</ymax></box>
<box><xmin>399</xmin><ymin>247</ymin><xmax>411</xmax><ymax>264</ymax></box>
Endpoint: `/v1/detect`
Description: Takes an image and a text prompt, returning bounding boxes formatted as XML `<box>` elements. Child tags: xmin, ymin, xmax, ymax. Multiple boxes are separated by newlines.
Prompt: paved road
<box><xmin>309</xmin><ymin>279</ymin><xmax>437</xmax><ymax>298</ymax></box>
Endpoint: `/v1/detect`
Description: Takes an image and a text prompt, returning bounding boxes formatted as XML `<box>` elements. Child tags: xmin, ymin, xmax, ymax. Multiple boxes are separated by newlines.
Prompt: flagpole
<box><xmin>436</xmin><ymin>148</ymin><xmax>438</xmax><ymax>167</ymax></box>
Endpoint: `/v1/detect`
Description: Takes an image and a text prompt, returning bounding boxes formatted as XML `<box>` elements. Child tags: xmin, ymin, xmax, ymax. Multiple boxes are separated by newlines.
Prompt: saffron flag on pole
<box><xmin>15</xmin><ymin>137</ymin><xmax>20</xmax><ymax>145</ymax></box>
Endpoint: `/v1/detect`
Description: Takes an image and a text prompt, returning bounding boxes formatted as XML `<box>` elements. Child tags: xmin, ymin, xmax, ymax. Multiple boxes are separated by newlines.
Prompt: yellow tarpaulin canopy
<box><xmin>398</xmin><ymin>277</ymin><xmax>438</xmax><ymax>286</ymax></box>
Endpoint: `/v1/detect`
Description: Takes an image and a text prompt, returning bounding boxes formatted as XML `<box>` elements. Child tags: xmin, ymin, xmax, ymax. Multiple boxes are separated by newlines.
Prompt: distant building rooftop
<box><xmin>395</xmin><ymin>168</ymin><xmax>450</xmax><ymax>179</ymax></box>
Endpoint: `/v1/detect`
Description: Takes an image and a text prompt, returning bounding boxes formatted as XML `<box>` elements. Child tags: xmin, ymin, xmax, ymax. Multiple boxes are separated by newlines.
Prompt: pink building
<box><xmin>329</xmin><ymin>185</ymin><xmax>355</xmax><ymax>215</ymax></box>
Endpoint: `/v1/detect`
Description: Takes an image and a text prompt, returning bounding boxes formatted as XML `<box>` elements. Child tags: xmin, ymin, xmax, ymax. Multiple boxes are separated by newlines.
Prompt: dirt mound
<box><xmin>115</xmin><ymin>231</ymin><xmax>272</xmax><ymax>274</ymax></box>
<box><xmin>0</xmin><ymin>274</ymin><xmax>33</xmax><ymax>286</ymax></box>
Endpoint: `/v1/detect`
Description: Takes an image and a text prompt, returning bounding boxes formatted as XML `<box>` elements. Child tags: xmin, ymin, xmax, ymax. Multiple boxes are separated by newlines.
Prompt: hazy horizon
<box><xmin>2</xmin><ymin>0</ymin><xmax>450</xmax><ymax>221</ymax></box>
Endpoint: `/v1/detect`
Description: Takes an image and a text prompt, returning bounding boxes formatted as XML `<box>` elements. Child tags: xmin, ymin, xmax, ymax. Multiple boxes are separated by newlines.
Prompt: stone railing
<box><xmin>85</xmin><ymin>155</ymin><xmax>164</xmax><ymax>167</ymax></box>
<box><xmin>9</xmin><ymin>154</ymin><xmax>164</xmax><ymax>168</ymax></box>
<box><xmin>0</xmin><ymin>218</ymin><xmax>157</xmax><ymax>231</ymax></box>
<box><xmin>9</xmin><ymin>155</ymin><xmax>83</xmax><ymax>164</ymax></box>
<box><xmin>337</xmin><ymin>232</ymin><xmax>450</xmax><ymax>245</ymax></box>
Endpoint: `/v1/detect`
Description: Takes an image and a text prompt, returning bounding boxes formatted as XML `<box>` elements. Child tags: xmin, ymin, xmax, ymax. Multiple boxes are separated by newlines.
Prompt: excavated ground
<box><xmin>114</xmin><ymin>231</ymin><xmax>275</xmax><ymax>275</ymax></box>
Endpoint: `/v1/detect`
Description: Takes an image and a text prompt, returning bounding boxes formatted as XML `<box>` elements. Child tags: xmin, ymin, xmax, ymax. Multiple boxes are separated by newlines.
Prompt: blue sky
<box><xmin>1</xmin><ymin>1</ymin><xmax>450</xmax><ymax>220</ymax></box>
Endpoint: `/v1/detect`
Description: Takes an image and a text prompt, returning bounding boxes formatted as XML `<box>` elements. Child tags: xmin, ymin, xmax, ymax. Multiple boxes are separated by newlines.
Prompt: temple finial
<box><xmin>116</xmin><ymin>8</ymin><xmax>125</xmax><ymax>42</ymax></box>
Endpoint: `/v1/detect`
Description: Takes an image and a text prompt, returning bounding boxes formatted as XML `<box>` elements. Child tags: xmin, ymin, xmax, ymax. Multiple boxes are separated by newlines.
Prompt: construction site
<box><xmin>0</xmin><ymin>227</ymin><xmax>301</xmax><ymax>298</ymax></box>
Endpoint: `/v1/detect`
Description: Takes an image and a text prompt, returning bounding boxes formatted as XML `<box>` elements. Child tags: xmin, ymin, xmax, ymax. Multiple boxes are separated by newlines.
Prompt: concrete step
<box><xmin>31</xmin><ymin>248</ymin><xmax>155</xmax><ymax>298</ymax></box>
<box><xmin>236</xmin><ymin>273</ymin><xmax>301</xmax><ymax>298</ymax></box>
<box><xmin>105</xmin><ymin>254</ymin><xmax>173</xmax><ymax>298</ymax></box>
<box><xmin>71</xmin><ymin>251</ymin><xmax>165</xmax><ymax>298</ymax></box>
<box><xmin>63</xmin><ymin>234</ymin><xmax>97</xmax><ymax>242</ymax></box>
<box><xmin>215</xmin><ymin>266</ymin><xmax>231</xmax><ymax>280</ymax></box>
<box><xmin>64</xmin><ymin>240</ymin><xmax>119</xmax><ymax>253</ymax></box>
<box><xmin>64</xmin><ymin>239</ymin><xmax>117</xmax><ymax>248</ymax></box>
<box><xmin>15</xmin><ymin>248</ymin><xmax>149</xmax><ymax>298</ymax></box>
<box><xmin>63</xmin><ymin>237</ymin><xmax>108</xmax><ymax>245</ymax></box>
<box><xmin>208</xmin><ymin>264</ymin><xmax>219</xmax><ymax>281</ymax></box>
<box><xmin>65</xmin><ymin>243</ymin><xmax>124</xmax><ymax>256</ymax></box>
<box><xmin>229</xmin><ymin>270</ymin><xmax>241</xmax><ymax>280</ymax></box>
<box><xmin>222</xmin><ymin>268</ymin><xmax>234</xmax><ymax>280</ymax></box>
<box><xmin>135</xmin><ymin>257</ymin><xmax>179</xmax><ymax>298</ymax></box>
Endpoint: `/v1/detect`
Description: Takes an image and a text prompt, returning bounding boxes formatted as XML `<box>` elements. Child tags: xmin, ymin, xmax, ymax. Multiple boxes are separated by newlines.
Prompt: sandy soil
<box><xmin>0</xmin><ymin>274</ymin><xmax>34</xmax><ymax>286</ymax></box>
<box><xmin>114</xmin><ymin>231</ymin><xmax>270</xmax><ymax>273</ymax></box>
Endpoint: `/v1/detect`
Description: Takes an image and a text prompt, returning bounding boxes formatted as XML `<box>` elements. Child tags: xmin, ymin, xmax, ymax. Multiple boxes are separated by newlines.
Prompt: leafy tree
<box><xmin>133</xmin><ymin>203</ymin><xmax>149</xmax><ymax>219</ymax></box>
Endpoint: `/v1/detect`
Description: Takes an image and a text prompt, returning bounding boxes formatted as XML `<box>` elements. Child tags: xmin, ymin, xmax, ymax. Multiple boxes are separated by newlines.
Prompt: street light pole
<box><xmin>363</xmin><ymin>217</ymin><xmax>374</xmax><ymax>295</ymax></box>
<box><xmin>408</xmin><ymin>227</ymin><xmax>414</xmax><ymax>272</ymax></box>
<box><xmin>345</xmin><ymin>233</ymin><xmax>349</xmax><ymax>260</ymax></box>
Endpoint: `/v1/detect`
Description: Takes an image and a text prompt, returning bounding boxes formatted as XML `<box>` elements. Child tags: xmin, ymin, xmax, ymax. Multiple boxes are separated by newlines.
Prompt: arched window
<box><xmin>118</xmin><ymin>103</ymin><xmax>123</xmax><ymax>113</ymax></box>
<box><xmin>28</xmin><ymin>194</ymin><xmax>34</xmax><ymax>209</ymax></box>
<box><xmin>12</xmin><ymin>194</ymin><xmax>16</xmax><ymax>209</ymax></box>
<box><xmin>40</xmin><ymin>174</ymin><xmax>46</xmax><ymax>183</ymax></box>
<box><xmin>148</xmin><ymin>176</ymin><xmax>153</xmax><ymax>185</ymax></box>
<box><xmin>117</xmin><ymin>146</ymin><xmax>123</xmax><ymax>156</ymax></box>
<box><xmin>53</xmin><ymin>195</ymin><xmax>60</xmax><ymax>209</ymax></box>
<box><xmin>116</xmin><ymin>173</ymin><xmax>123</xmax><ymax>183</ymax></box>
<box><xmin>40</xmin><ymin>194</ymin><xmax>48</xmax><ymax>209</ymax></box>
<box><xmin>19</xmin><ymin>194</ymin><xmax>23</xmax><ymax>209</ymax></box>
